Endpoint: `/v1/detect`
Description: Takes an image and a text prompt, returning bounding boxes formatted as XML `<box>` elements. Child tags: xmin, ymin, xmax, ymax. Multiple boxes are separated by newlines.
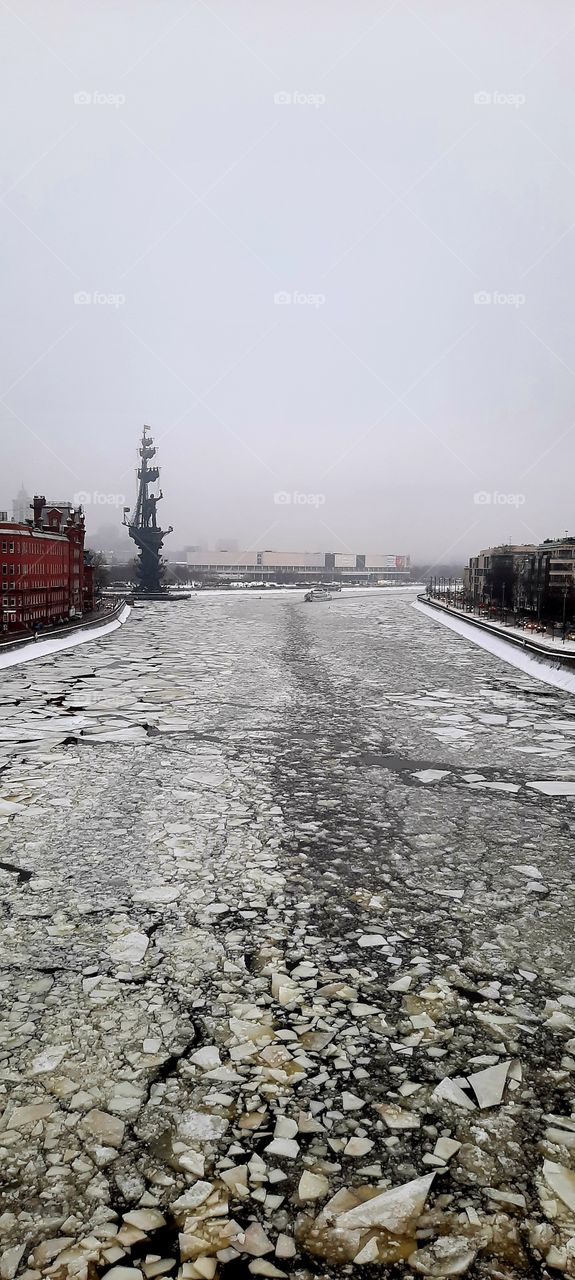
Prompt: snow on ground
<box><xmin>414</xmin><ymin>597</ymin><xmax>575</xmax><ymax>696</ymax></box>
<box><xmin>0</xmin><ymin>604</ymin><xmax>131</xmax><ymax>671</ymax></box>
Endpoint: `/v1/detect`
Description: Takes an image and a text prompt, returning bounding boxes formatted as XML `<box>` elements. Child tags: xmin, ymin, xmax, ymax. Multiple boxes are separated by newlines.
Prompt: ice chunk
<box><xmin>432</xmin><ymin>1078</ymin><xmax>475</xmax><ymax>1110</ymax></box>
<box><xmin>265</xmin><ymin>1138</ymin><xmax>299</xmax><ymax>1159</ymax></box>
<box><xmin>336</xmin><ymin>1172</ymin><xmax>435</xmax><ymax>1232</ymax></box>
<box><xmin>298</xmin><ymin>1171</ymin><xmax>329</xmax><ymax>1200</ymax></box>
<box><xmin>412</xmin><ymin>770</ymin><xmax>450</xmax><ymax>783</ymax></box>
<box><xmin>30</xmin><ymin>1046</ymin><xmax>67</xmax><ymax>1075</ymax></box>
<box><xmin>543</xmin><ymin>1160</ymin><xmax>575</xmax><ymax>1211</ymax></box>
<box><xmin>528</xmin><ymin>781</ymin><xmax>575</xmax><ymax>795</ymax></box>
<box><xmin>467</xmin><ymin>1060</ymin><xmax>510</xmax><ymax>1108</ymax></box>
<box><xmin>109</xmin><ymin>931</ymin><xmax>149</xmax><ymax>964</ymax></box>
<box><xmin>409</xmin><ymin>1235</ymin><xmax>477</xmax><ymax>1275</ymax></box>
<box><xmin>132</xmin><ymin>885</ymin><xmax>181</xmax><ymax>904</ymax></box>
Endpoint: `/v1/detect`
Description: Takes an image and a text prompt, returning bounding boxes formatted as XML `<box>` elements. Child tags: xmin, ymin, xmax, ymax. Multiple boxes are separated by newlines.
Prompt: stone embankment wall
<box><xmin>0</xmin><ymin>600</ymin><xmax>130</xmax><ymax>669</ymax></box>
<box><xmin>418</xmin><ymin>595</ymin><xmax>575</xmax><ymax>671</ymax></box>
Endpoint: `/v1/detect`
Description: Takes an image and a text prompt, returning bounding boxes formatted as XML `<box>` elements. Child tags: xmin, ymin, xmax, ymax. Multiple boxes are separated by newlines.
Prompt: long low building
<box><xmin>186</xmin><ymin>549</ymin><xmax>410</xmax><ymax>582</ymax></box>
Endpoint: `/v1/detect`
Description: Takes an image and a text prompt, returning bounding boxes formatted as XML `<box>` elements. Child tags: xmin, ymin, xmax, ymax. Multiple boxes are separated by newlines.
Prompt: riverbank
<box><xmin>0</xmin><ymin>600</ymin><xmax>131</xmax><ymax>670</ymax></box>
<box><xmin>415</xmin><ymin>595</ymin><xmax>575</xmax><ymax>693</ymax></box>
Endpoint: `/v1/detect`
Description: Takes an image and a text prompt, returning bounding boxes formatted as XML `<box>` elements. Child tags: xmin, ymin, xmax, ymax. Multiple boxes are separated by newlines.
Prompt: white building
<box><xmin>186</xmin><ymin>549</ymin><xmax>410</xmax><ymax>582</ymax></box>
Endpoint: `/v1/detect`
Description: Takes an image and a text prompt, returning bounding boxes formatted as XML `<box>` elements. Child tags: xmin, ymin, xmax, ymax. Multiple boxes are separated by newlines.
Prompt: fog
<box><xmin>2</xmin><ymin>1</ymin><xmax>574</xmax><ymax>561</ymax></box>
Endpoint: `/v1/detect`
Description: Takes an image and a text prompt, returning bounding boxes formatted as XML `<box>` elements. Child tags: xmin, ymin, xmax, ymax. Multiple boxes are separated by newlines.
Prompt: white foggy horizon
<box><xmin>2</xmin><ymin>2</ymin><xmax>575</xmax><ymax>563</ymax></box>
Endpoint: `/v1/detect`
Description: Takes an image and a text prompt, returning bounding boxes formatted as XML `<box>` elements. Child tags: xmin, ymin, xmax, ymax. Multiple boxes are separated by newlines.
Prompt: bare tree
<box><xmin>86</xmin><ymin>550</ymin><xmax>109</xmax><ymax>597</ymax></box>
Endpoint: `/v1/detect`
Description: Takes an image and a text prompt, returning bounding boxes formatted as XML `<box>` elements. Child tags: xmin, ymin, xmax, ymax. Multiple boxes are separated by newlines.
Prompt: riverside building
<box><xmin>463</xmin><ymin>538</ymin><xmax>575</xmax><ymax>623</ymax></box>
<box><xmin>0</xmin><ymin>496</ymin><xmax>94</xmax><ymax>633</ymax></box>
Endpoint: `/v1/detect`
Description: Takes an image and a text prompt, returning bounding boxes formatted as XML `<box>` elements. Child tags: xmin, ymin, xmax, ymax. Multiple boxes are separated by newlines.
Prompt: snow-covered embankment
<box><xmin>0</xmin><ymin>603</ymin><xmax>131</xmax><ymax>671</ymax></box>
<box><xmin>413</xmin><ymin>597</ymin><xmax>575</xmax><ymax>695</ymax></box>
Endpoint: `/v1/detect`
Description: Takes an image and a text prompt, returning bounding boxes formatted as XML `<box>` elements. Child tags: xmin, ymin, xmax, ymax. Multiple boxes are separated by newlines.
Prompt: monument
<box><xmin>123</xmin><ymin>426</ymin><xmax>188</xmax><ymax>600</ymax></box>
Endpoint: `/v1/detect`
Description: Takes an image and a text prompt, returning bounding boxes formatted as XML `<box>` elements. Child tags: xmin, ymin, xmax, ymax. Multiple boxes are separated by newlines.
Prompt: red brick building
<box><xmin>0</xmin><ymin>496</ymin><xmax>94</xmax><ymax>634</ymax></box>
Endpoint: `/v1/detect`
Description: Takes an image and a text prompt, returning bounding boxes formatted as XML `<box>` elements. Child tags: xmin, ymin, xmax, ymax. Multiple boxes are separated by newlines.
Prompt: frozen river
<box><xmin>2</xmin><ymin>588</ymin><xmax>575</xmax><ymax>1279</ymax></box>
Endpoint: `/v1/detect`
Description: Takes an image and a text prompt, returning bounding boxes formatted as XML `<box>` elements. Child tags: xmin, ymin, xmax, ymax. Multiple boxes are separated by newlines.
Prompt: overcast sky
<box><xmin>2</xmin><ymin>1</ymin><xmax>574</xmax><ymax>561</ymax></box>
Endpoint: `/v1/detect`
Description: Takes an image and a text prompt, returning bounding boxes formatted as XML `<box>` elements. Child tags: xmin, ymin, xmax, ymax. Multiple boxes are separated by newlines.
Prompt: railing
<box><xmin>0</xmin><ymin>598</ymin><xmax>128</xmax><ymax>654</ymax></box>
<box><xmin>419</xmin><ymin>594</ymin><xmax>575</xmax><ymax>668</ymax></box>
<box><xmin>425</xmin><ymin>586</ymin><xmax>575</xmax><ymax>641</ymax></box>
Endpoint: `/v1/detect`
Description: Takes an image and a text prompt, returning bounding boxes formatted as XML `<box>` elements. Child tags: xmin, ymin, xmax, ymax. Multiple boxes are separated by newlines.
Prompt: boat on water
<box><xmin>304</xmin><ymin>587</ymin><xmax>336</xmax><ymax>602</ymax></box>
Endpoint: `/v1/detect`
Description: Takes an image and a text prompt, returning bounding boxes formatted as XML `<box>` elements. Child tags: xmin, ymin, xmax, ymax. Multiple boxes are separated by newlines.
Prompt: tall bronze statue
<box><xmin>124</xmin><ymin>427</ymin><xmax>173</xmax><ymax>593</ymax></box>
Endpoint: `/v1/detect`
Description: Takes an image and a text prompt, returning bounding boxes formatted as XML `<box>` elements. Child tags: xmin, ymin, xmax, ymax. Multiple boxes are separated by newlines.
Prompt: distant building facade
<box><xmin>463</xmin><ymin>538</ymin><xmax>575</xmax><ymax>621</ymax></box>
<box><xmin>11</xmin><ymin>485</ymin><xmax>31</xmax><ymax>525</ymax></box>
<box><xmin>186</xmin><ymin>549</ymin><xmax>410</xmax><ymax>583</ymax></box>
<box><xmin>0</xmin><ymin>496</ymin><xmax>94</xmax><ymax>633</ymax></box>
<box><xmin>463</xmin><ymin>545</ymin><xmax>536</xmax><ymax>608</ymax></box>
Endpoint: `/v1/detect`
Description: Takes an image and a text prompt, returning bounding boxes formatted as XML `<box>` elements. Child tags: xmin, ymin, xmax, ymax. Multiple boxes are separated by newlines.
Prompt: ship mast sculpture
<box><xmin>123</xmin><ymin>426</ymin><xmax>173</xmax><ymax>594</ymax></box>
